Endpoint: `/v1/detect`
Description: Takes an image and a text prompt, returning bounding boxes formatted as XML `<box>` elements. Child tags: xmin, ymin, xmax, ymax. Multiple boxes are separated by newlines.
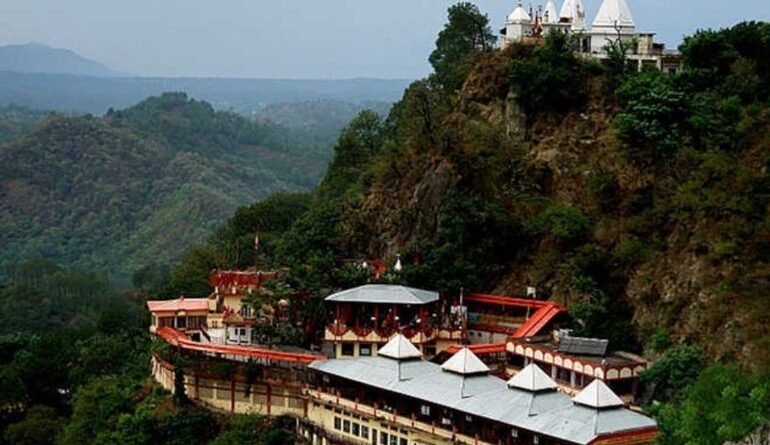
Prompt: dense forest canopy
<box><xmin>0</xmin><ymin>93</ymin><xmax>353</xmax><ymax>284</ymax></box>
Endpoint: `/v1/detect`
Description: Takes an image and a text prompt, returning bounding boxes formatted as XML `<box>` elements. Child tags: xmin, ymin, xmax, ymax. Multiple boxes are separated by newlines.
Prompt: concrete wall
<box><xmin>150</xmin><ymin>356</ymin><xmax>305</xmax><ymax>416</ymax></box>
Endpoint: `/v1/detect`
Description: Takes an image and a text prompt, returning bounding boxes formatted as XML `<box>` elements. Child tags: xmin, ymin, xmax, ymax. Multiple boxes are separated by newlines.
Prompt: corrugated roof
<box><xmin>507</xmin><ymin>364</ymin><xmax>558</xmax><ymax>392</ymax></box>
<box><xmin>147</xmin><ymin>297</ymin><xmax>208</xmax><ymax>313</ymax></box>
<box><xmin>558</xmin><ymin>336</ymin><xmax>609</xmax><ymax>356</ymax></box>
<box><xmin>378</xmin><ymin>334</ymin><xmax>422</xmax><ymax>360</ymax></box>
<box><xmin>325</xmin><ymin>285</ymin><xmax>439</xmax><ymax>305</ymax></box>
<box><xmin>310</xmin><ymin>357</ymin><xmax>656</xmax><ymax>444</ymax></box>
<box><xmin>573</xmin><ymin>379</ymin><xmax>625</xmax><ymax>409</ymax></box>
<box><xmin>441</xmin><ymin>348</ymin><xmax>490</xmax><ymax>375</ymax></box>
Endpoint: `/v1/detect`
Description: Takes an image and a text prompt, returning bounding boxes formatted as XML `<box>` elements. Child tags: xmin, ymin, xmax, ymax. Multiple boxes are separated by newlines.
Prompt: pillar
<box><xmin>230</xmin><ymin>378</ymin><xmax>236</xmax><ymax>413</ymax></box>
<box><xmin>267</xmin><ymin>382</ymin><xmax>272</xmax><ymax>415</ymax></box>
<box><xmin>570</xmin><ymin>371</ymin><xmax>576</xmax><ymax>387</ymax></box>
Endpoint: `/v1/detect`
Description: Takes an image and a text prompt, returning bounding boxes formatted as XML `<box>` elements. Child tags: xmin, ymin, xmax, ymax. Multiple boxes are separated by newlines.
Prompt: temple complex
<box><xmin>501</xmin><ymin>0</ymin><xmax>683</xmax><ymax>73</ymax></box>
<box><xmin>147</xmin><ymin>273</ymin><xmax>657</xmax><ymax>444</ymax></box>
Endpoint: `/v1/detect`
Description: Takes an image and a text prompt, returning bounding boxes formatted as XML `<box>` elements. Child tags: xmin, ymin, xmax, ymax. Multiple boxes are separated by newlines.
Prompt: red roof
<box><xmin>465</xmin><ymin>293</ymin><xmax>565</xmax><ymax>339</ymax></box>
<box><xmin>512</xmin><ymin>303</ymin><xmax>564</xmax><ymax>338</ymax></box>
<box><xmin>146</xmin><ymin>297</ymin><xmax>209</xmax><ymax>313</ymax></box>
<box><xmin>209</xmin><ymin>270</ymin><xmax>277</xmax><ymax>288</ymax></box>
<box><xmin>445</xmin><ymin>343</ymin><xmax>506</xmax><ymax>355</ymax></box>
<box><xmin>154</xmin><ymin>327</ymin><xmax>325</xmax><ymax>365</ymax></box>
<box><xmin>466</xmin><ymin>293</ymin><xmax>552</xmax><ymax>309</ymax></box>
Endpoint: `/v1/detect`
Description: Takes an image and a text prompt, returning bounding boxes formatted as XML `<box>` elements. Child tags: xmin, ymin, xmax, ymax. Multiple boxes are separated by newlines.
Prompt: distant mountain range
<box><xmin>0</xmin><ymin>43</ymin><xmax>411</xmax><ymax>116</ymax></box>
<box><xmin>0</xmin><ymin>42</ymin><xmax>122</xmax><ymax>77</ymax></box>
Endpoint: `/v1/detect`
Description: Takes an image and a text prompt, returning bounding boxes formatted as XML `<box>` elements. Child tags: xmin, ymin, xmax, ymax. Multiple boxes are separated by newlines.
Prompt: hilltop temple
<box><xmin>501</xmin><ymin>0</ymin><xmax>683</xmax><ymax>73</ymax></box>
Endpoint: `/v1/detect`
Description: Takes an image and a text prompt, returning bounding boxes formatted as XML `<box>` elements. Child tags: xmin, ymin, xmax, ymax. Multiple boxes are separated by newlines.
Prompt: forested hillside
<box><xmin>0</xmin><ymin>104</ymin><xmax>50</xmax><ymax>143</ymax></box>
<box><xmin>166</xmin><ymin>8</ymin><xmax>770</xmax><ymax>445</ymax></box>
<box><xmin>0</xmin><ymin>92</ymin><xmax>332</xmax><ymax>283</ymax></box>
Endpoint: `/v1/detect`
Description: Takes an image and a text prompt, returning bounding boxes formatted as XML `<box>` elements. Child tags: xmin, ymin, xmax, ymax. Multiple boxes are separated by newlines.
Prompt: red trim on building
<box><xmin>588</xmin><ymin>426</ymin><xmax>659</xmax><ymax>444</ymax></box>
<box><xmin>155</xmin><ymin>327</ymin><xmax>325</xmax><ymax>364</ymax></box>
<box><xmin>147</xmin><ymin>298</ymin><xmax>209</xmax><ymax>313</ymax></box>
<box><xmin>208</xmin><ymin>270</ymin><xmax>277</xmax><ymax>288</ymax></box>
<box><xmin>445</xmin><ymin>343</ymin><xmax>507</xmax><ymax>355</ymax></box>
<box><xmin>512</xmin><ymin>303</ymin><xmax>563</xmax><ymax>338</ymax></box>
<box><xmin>466</xmin><ymin>293</ymin><xmax>553</xmax><ymax>309</ymax></box>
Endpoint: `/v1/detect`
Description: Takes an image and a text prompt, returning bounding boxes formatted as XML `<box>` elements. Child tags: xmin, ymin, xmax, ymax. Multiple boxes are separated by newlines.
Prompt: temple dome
<box><xmin>559</xmin><ymin>0</ymin><xmax>586</xmax><ymax>30</ymax></box>
<box><xmin>543</xmin><ymin>0</ymin><xmax>559</xmax><ymax>24</ymax></box>
<box><xmin>592</xmin><ymin>0</ymin><xmax>635</xmax><ymax>31</ymax></box>
<box><xmin>507</xmin><ymin>1</ymin><xmax>531</xmax><ymax>23</ymax></box>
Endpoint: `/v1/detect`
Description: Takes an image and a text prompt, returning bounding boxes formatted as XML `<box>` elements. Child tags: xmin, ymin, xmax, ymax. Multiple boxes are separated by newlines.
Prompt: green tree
<box><xmin>510</xmin><ymin>31</ymin><xmax>587</xmax><ymax>116</ymax></box>
<box><xmin>616</xmin><ymin>69</ymin><xmax>687</xmax><ymax>161</ymax></box>
<box><xmin>59</xmin><ymin>377</ymin><xmax>137</xmax><ymax>445</ymax></box>
<box><xmin>3</xmin><ymin>405</ymin><xmax>65</xmax><ymax>445</ymax></box>
<box><xmin>429</xmin><ymin>2</ymin><xmax>495</xmax><ymax>91</ymax></box>
<box><xmin>653</xmin><ymin>365</ymin><xmax>770</xmax><ymax>445</ymax></box>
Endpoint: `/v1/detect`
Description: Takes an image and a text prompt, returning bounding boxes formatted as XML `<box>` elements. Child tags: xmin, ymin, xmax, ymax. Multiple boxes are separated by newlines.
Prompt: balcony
<box><xmin>305</xmin><ymin>388</ymin><xmax>493</xmax><ymax>445</ymax></box>
<box><xmin>325</xmin><ymin>323</ymin><xmax>462</xmax><ymax>345</ymax></box>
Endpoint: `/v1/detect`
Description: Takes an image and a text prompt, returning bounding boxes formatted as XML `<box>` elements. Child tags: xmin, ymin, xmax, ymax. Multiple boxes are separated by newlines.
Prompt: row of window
<box><xmin>340</xmin><ymin>343</ymin><xmax>371</xmax><ymax>357</ymax></box>
<box><xmin>332</xmin><ymin>416</ymin><xmax>408</xmax><ymax>445</ymax></box>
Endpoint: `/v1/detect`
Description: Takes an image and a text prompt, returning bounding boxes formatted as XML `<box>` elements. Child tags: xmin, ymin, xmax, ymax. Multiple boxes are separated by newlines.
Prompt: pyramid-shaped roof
<box><xmin>325</xmin><ymin>285</ymin><xmax>438</xmax><ymax>305</ymax></box>
<box><xmin>441</xmin><ymin>348</ymin><xmax>490</xmax><ymax>375</ymax></box>
<box><xmin>508</xmin><ymin>1</ymin><xmax>531</xmax><ymax>23</ymax></box>
<box><xmin>573</xmin><ymin>379</ymin><xmax>625</xmax><ymax>408</ymax></box>
<box><xmin>507</xmin><ymin>364</ymin><xmax>558</xmax><ymax>392</ymax></box>
<box><xmin>544</xmin><ymin>0</ymin><xmax>559</xmax><ymax>24</ymax></box>
<box><xmin>378</xmin><ymin>334</ymin><xmax>422</xmax><ymax>360</ymax></box>
<box><xmin>592</xmin><ymin>0</ymin><xmax>635</xmax><ymax>30</ymax></box>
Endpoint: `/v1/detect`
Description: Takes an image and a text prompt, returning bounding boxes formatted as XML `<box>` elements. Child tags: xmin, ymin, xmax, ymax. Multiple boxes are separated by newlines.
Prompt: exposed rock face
<box><xmin>724</xmin><ymin>424</ymin><xmax>770</xmax><ymax>445</ymax></box>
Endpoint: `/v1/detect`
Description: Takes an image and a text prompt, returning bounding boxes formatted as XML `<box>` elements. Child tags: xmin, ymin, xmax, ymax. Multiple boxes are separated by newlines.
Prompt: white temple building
<box><xmin>501</xmin><ymin>0</ymin><xmax>683</xmax><ymax>73</ymax></box>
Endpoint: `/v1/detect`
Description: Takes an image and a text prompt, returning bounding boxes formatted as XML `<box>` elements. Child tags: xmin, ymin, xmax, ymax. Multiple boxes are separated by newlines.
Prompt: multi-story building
<box><xmin>147</xmin><ymin>269</ymin><xmax>278</xmax><ymax>345</ymax></box>
<box><xmin>323</xmin><ymin>285</ymin><xmax>464</xmax><ymax>359</ymax></box>
<box><xmin>300</xmin><ymin>334</ymin><xmax>658</xmax><ymax>445</ymax></box>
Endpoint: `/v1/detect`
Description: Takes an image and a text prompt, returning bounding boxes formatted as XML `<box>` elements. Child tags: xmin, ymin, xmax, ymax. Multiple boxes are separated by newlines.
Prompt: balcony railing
<box><xmin>305</xmin><ymin>389</ymin><xmax>492</xmax><ymax>445</ymax></box>
<box><xmin>324</xmin><ymin>324</ymin><xmax>462</xmax><ymax>344</ymax></box>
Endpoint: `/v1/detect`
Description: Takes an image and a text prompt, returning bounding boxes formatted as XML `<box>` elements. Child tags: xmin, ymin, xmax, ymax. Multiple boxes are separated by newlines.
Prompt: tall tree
<box><xmin>429</xmin><ymin>2</ymin><xmax>496</xmax><ymax>92</ymax></box>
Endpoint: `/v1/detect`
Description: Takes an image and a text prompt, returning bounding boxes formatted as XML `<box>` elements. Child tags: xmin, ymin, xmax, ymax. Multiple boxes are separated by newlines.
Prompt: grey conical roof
<box><xmin>507</xmin><ymin>364</ymin><xmax>558</xmax><ymax>392</ymax></box>
<box><xmin>441</xmin><ymin>348</ymin><xmax>490</xmax><ymax>375</ymax></box>
<box><xmin>378</xmin><ymin>334</ymin><xmax>422</xmax><ymax>360</ymax></box>
<box><xmin>573</xmin><ymin>379</ymin><xmax>625</xmax><ymax>408</ymax></box>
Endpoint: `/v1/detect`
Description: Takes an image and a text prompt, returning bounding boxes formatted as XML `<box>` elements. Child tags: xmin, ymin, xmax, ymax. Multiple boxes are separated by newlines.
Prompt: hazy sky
<box><xmin>1</xmin><ymin>0</ymin><xmax>768</xmax><ymax>79</ymax></box>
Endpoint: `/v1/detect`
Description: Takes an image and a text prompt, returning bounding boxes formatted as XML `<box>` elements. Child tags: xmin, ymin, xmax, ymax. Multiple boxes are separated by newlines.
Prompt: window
<box><xmin>380</xmin><ymin>432</ymin><xmax>388</xmax><ymax>445</ymax></box>
<box><xmin>390</xmin><ymin>436</ymin><xmax>397</xmax><ymax>445</ymax></box>
<box><xmin>533</xmin><ymin>435</ymin><xmax>539</xmax><ymax>444</ymax></box>
<box><xmin>420</xmin><ymin>405</ymin><xmax>430</xmax><ymax>416</ymax></box>
<box><xmin>511</xmin><ymin>429</ymin><xmax>518</xmax><ymax>438</ymax></box>
<box><xmin>334</xmin><ymin>417</ymin><xmax>341</xmax><ymax>431</ymax></box>
<box><xmin>371</xmin><ymin>429</ymin><xmax>377</xmax><ymax>445</ymax></box>
<box><xmin>360</xmin><ymin>344</ymin><xmax>372</xmax><ymax>356</ymax></box>
<box><xmin>352</xmin><ymin>423</ymin><xmax>360</xmax><ymax>437</ymax></box>
<box><xmin>399</xmin><ymin>438</ymin><xmax>407</xmax><ymax>445</ymax></box>
<box><xmin>465</xmin><ymin>415</ymin><xmax>473</xmax><ymax>422</ymax></box>
<box><xmin>441</xmin><ymin>417</ymin><xmax>452</xmax><ymax>426</ymax></box>
<box><xmin>341</xmin><ymin>343</ymin><xmax>355</xmax><ymax>357</ymax></box>
<box><xmin>361</xmin><ymin>426</ymin><xmax>369</xmax><ymax>439</ymax></box>
<box><xmin>343</xmin><ymin>420</ymin><xmax>351</xmax><ymax>434</ymax></box>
